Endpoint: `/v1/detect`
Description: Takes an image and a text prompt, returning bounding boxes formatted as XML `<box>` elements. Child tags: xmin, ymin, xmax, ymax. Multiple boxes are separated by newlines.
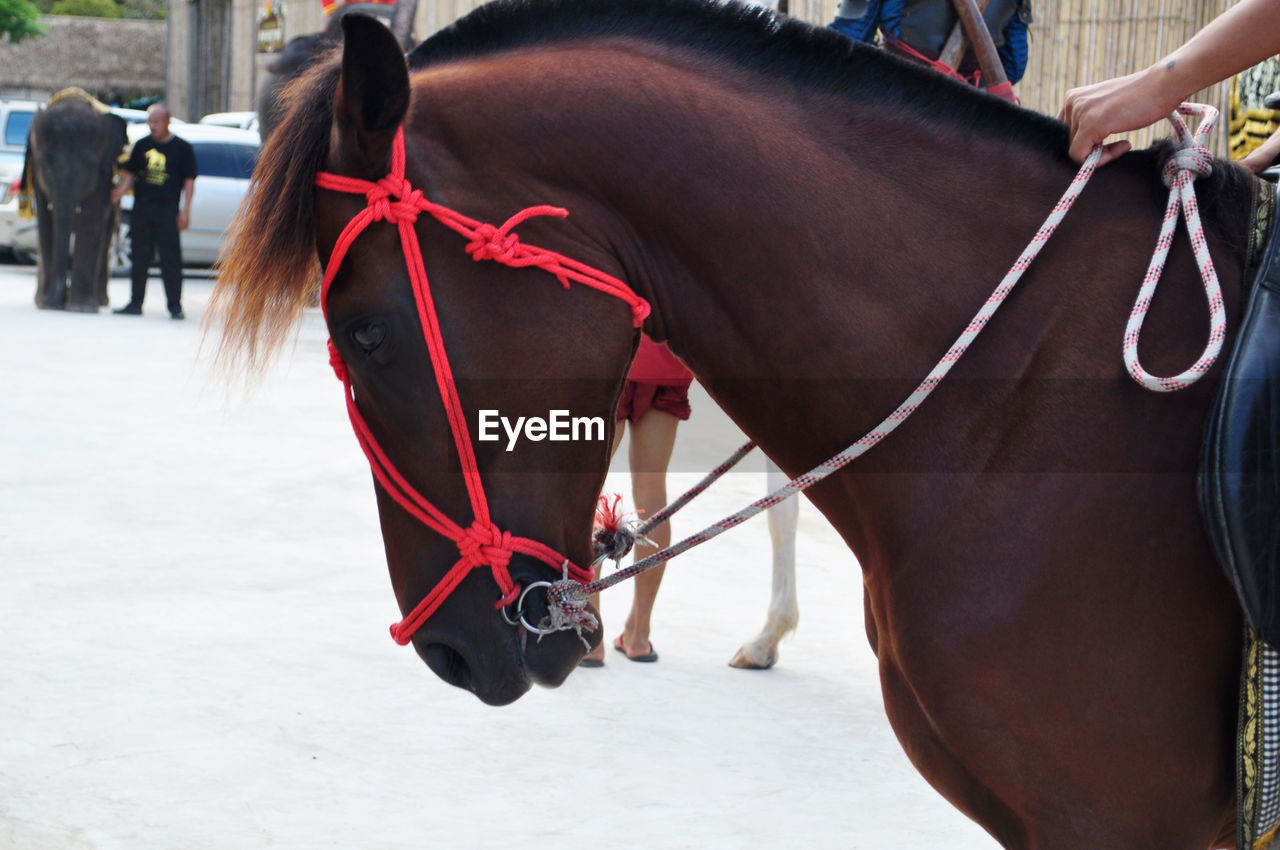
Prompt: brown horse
<box><xmin>212</xmin><ymin>1</ymin><xmax>1261</xmax><ymax>846</ymax></box>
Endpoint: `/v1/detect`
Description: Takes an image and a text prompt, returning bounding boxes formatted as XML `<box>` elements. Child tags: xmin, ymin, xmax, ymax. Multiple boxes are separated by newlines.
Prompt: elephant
<box><xmin>22</xmin><ymin>91</ymin><xmax>128</xmax><ymax>312</ymax></box>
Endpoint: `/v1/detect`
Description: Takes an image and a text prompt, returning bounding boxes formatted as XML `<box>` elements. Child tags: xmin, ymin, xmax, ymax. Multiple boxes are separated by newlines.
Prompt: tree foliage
<box><xmin>0</xmin><ymin>0</ymin><xmax>42</xmax><ymax>43</ymax></box>
<box><xmin>48</xmin><ymin>0</ymin><xmax>121</xmax><ymax>16</ymax></box>
<box><xmin>39</xmin><ymin>0</ymin><xmax>161</xmax><ymax>18</ymax></box>
<box><xmin>117</xmin><ymin>0</ymin><xmax>163</xmax><ymax>19</ymax></box>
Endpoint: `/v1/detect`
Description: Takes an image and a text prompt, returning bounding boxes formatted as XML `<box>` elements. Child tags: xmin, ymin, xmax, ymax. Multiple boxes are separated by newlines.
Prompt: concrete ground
<box><xmin>0</xmin><ymin>262</ymin><xmax>994</xmax><ymax>849</ymax></box>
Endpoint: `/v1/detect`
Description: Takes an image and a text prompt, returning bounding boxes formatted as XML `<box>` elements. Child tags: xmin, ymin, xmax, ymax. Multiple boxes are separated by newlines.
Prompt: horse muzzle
<box><xmin>409</xmin><ymin>589</ymin><xmax>600</xmax><ymax>705</ymax></box>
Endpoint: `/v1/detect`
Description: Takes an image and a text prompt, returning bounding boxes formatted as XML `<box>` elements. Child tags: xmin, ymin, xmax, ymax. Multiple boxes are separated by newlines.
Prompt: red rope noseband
<box><xmin>315</xmin><ymin>127</ymin><xmax>649</xmax><ymax>645</ymax></box>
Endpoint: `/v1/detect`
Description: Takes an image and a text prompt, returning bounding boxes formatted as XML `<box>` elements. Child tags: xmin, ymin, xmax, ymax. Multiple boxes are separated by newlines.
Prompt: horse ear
<box><xmin>334</xmin><ymin>13</ymin><xmax>409</xmax><ymax>174</ymax></box>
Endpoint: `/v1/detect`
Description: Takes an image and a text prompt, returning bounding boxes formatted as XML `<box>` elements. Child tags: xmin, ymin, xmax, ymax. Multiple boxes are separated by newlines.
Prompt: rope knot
<box><xmin>592</xmin><ymin>494</ymin><xmax>637</xmax><ymax>562</ymax></box>
<box><xmin>541</xmin><ymin>578</ymin><xmax>599</xmax><ymax>641</ymax></box>
<box><xmin>367</xmin><ymin>178</ymin><xmax>424</xmax><ymax>224</ymax></box>
<box><xmin>457</xmin><ymin>520</ymin><xmax>514</xmax><ymax>571</ymax></box>
<box><xmin>364</xmin><ymin>183</ymin><xmax>394</xmax><ymax>222</ymax></box>
<box><xmin>466</xmin><ymin>224</ymin><xmax>521</xmax><ymax>264</ymax></box>
<box><xmin>387</xmin><ymin>200</ymin><xmax>421</xmax><ymax>224</ymax></box>
<box><xmin>1162</xmin><ymin>144</ymin><xmax>1213</xmax><ymax>187</ymax></box>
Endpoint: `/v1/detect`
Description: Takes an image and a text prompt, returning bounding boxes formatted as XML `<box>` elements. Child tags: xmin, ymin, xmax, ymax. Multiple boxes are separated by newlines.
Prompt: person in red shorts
<box><xmin>580</xmin><ymin>334</ymin><xmax>692</xmax><ymax>666</ymax></box>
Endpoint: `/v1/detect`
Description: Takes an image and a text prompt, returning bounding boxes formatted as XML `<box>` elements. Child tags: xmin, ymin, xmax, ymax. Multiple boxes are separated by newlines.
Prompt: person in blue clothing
<box><xmin>829</xmin><ymin>0</ymin><xmax>1031</xmax><ymax>90</ymax></box>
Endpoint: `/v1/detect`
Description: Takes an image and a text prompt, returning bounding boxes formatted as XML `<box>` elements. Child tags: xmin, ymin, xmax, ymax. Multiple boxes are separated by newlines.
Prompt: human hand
<box><xmin>177</xmin><ymin>209</ymin><xmax>190</xmax><ymax>231</ymax></box>
<box><xmin>1239</xmin><ymin>127</ymin><xmax>1280</xmax><ymax>175</ymax></box>
<box><xmin>1240</xmin><ymin>148</ymin><xmax>1275</xmax><ymax>175</ymax></box>
<box><xmin>1059</xmin><ymin>68</ymin><xmax>1186</xmax><ymax>165</ymax></box>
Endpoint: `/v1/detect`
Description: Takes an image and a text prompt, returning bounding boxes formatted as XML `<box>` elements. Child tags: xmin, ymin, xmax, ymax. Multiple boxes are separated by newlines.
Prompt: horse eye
<box><xmin>351</xmin><ymin>322</ymin><xmax>387</xmax><ymax>353</ymax></box>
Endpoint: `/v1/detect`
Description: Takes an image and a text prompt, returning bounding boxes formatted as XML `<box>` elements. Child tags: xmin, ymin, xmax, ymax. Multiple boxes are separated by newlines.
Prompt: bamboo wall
<box><xmin>1014</xmin><ymin>0</ymin><xmax>1235</xmax><ymax>155</ymax></box>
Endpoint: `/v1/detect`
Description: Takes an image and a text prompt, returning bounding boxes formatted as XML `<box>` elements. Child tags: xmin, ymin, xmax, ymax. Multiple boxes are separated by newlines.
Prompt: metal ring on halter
<box><xmin>499</xmin><ymin>580</ymin><xmax>559</xmax><ymax>634</ymax></box>
<box><xmin>499</xmin><ymin>596</ymin><xmax>522</xmax><ymax>627</ymax></box>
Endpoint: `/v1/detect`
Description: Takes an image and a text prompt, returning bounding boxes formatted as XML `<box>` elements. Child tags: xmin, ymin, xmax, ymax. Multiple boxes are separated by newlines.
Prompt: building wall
<box><xmin>166</xmin><ymin>0</ymin><xmax>259</xmax><ymax>121</ymax></box>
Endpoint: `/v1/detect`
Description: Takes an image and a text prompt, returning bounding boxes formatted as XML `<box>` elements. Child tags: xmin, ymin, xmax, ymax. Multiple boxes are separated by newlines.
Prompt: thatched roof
<box><xmin>0</xmin><ymin>16</ymin><xmax>166</xmax><ymax>99</ymax></box>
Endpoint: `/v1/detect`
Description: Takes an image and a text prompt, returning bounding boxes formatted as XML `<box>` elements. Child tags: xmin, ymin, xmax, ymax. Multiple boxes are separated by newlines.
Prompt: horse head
<box><xmin>219</xmin><ymin>13</ymin><xmax>643</xmax><ymax>704</ymax></box>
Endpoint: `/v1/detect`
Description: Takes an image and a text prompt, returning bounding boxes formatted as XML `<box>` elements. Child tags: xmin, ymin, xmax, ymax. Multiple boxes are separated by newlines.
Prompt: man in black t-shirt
<box><xmin>111</xmin><ymin>104</ymin><xmax>197</xmax><ymax>319</ymax></box>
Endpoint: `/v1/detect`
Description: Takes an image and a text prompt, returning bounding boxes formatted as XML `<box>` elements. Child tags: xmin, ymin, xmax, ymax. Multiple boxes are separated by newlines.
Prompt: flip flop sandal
<box><xmin>613</xmin><ymin>634</ymin><xmax>659</xmax><ymax>663</ymax></box>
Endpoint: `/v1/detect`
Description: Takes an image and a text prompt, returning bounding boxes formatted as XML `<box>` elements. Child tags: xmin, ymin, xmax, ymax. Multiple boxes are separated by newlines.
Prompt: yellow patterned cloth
<box><xmin>1231</xmin><ymin>58</ymin><xmax>1280</xmax><ymax>161</ymax></box>
<box><xmin>16</xmin><ymin>157</ymin><xmax>33</xmax><ymax>220</ymax></box>
<box><xmin>1239</xmin><ymin>625</ymin><xmax>1280</xmax><ymax>850</ymax></box>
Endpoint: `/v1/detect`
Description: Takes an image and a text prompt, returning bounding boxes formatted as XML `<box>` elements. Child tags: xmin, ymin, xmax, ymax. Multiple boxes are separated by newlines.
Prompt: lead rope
<box><xmin>544</xmin><ymin>103</ymin><xmax>1226</xmax><ymax>634</ymax></box>
<box><xmin>592</xmin><ymin>439</ymin><xmax>758</xmax><ymax>561</ymax></box>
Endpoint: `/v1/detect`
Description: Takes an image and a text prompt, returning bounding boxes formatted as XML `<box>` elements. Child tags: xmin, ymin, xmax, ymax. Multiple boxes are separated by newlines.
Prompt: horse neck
<box><xmin>416</xmin><ymin>44</ymin><xmax>1073</xmax><ymax>364</ymax></box>
<box><xmin>414</xmin><ymin>47</ymin><xmax>1251</xmax><ymax>553</ymax></box>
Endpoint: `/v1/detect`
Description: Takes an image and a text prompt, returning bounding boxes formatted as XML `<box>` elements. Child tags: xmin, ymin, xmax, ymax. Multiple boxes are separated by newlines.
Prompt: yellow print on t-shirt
<box><xmin>144</xmin><ymin>148</ymin><xmax>167</xmax><ymax>186</ymax></box>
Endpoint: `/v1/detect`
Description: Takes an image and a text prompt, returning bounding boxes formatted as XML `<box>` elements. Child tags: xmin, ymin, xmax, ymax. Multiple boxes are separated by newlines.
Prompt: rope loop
<box><xmin>1123</xmin><ymin>102</ymin><xmax>1226</xmax><ymax>392</ymax></box>
<box><xmin>327</xmin><ymin>339</ymin><xmax>350</xmax><ymax>384</ymax></box>
<box><xmin>493</xmin><ymin>581</ymin><xmax>521</xmax><ymax>610</ymax></box>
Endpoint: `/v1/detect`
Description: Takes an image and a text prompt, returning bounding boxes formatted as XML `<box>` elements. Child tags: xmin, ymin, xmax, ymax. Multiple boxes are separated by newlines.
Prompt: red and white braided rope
<box><xmin>1122</xmin><ymin>103</ymin><xmax>1225</xmax><ymax>391</ymax></box>
<box><xmin>545</xmin><ymin>104</ymin><xmax>1224</xmax><ymax>630</ymax></box>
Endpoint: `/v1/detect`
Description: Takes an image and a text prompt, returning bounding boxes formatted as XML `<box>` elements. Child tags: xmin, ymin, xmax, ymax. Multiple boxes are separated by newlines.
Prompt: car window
<box><xmin>229</xmin><ymin>143</ymin><xmax>258</xmax><ymax>178</ymax></box>
<box><xmin>192</xmin><ymin>141</ymin><xmax>258</xmax><ymax>179</ymax></box>
<box><xmin>4</xmin><ymin>109</ymin><xmax>34</xmax><ymax>147</ymax></box>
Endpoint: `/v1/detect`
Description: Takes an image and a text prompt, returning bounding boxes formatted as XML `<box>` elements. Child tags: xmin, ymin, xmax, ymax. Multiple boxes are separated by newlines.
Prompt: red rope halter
<box><xmin>315</xmin><ymin>127</ymin><xmax>650</xmax><ymax>645</ymax></box>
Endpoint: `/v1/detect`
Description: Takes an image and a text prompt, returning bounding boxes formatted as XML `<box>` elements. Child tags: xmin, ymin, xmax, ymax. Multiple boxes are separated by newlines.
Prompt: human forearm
<box><xmin>111</xmin><ymin>172</ymin><xmax>134</xmax><ymax>203</ymax></box>
<box><xmin>1060</xmin><ymin>0</ymin><xmax>1280</xmax><ymax>163</ymax></box>
<box><xmin>178</xmin><ymin>178</ymin><xmax>195</xmax><ymax>230</ymax></box>
<box><xmin>1241</xmin><ymin>127</ymin><xmax>1280</xmax><ymax>174</ymax></box>
<box><xmin>1156</xmin><ymin>0</ymin><xmax>1280</xmax><ymax>99</ymax></box>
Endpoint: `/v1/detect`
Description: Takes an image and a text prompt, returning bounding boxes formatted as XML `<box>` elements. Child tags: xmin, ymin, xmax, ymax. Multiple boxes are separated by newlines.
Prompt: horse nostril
<box><xmin>420</xmin><ymin>642</ymin><xmax>473</xmax><ymax>692</ymax></box>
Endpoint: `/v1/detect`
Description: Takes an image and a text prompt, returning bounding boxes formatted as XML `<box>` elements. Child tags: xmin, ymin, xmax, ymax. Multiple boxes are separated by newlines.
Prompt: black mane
<box><xmin>403</xmin><ymin>0</ymin><xmax>1260</xmax><ymax>271</ymax></box>
<box><xmin>407</xmin><ymin>0</ymin><xmax>1070</xmax><ymax>154</ymax></box>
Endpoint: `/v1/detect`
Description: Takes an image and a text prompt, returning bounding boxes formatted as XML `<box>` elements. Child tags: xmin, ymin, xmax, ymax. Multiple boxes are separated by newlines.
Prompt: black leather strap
<box><xmin>1199</xmin><ymin>180</ymin><xmax>1280</xmax><ymax>644</ymax></box>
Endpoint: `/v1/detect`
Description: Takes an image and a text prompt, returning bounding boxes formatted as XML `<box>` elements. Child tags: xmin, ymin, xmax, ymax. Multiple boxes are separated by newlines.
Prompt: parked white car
<box><xmin>10</xmin><ymin>121</ymin><xmax>259</xmax><ymax>269</ymax></box>
<box><xmin>112</xmin><ymin>106</ymin><xmax>183</xmax><ymax>126</ymax></box>
<box><xmin>0</xmin><ymin>97</ymin><xmax>38</xmax><ymax>180</ymax></box>
<box><xmin>0</xmin><ymin>97</ymin><xmax>40</xmax><ymax>261</ymax></box>
<box><xmin>199</xmin><ymin>111</ymin><xmax>259</xmax><ymax>133</ymax></box>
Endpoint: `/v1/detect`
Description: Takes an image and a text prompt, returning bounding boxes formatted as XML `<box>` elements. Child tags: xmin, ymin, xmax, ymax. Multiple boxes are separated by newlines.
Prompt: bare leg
<box><xmin>616</xmin><ymin>409</ymin><xmax>679</xmax><ymax>659</ymax></box>
<box><xmin>730</xmin><ymin>459</ymin><xmax>800</xmax><ymax>668</ymax></box>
